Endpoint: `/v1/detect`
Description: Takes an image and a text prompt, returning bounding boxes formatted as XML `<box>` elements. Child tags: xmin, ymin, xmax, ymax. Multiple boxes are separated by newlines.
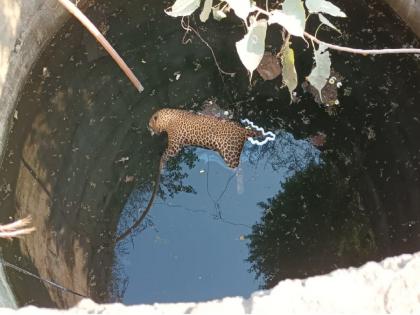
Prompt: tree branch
<box><xmin>304</xmin><ymin>32</ymin><xmax>420</xmax><ymax>55</ymax></box>
<box><xmin>252</xmin><ymin>5</ymin><xmax>420</xmax><ymax>55</ymax></box>
<box><xmin>57</xmin><ymin>0</ymin><xmax>144</xmax><ymax>92</ymax></box>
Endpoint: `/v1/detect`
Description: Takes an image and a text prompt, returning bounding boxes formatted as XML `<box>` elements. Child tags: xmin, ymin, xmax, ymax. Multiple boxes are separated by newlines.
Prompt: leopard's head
<box><xmin>148</xmin><ymin>109</ymin><xmax>174</xmax><ymax>135</ymax></box>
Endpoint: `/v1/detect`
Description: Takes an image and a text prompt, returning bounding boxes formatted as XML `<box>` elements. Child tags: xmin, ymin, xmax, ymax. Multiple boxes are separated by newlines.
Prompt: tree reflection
<box><xmin>161</xmin><ymin>147</ymin><xmax>198</xmax><ymax>198</ymax></box>
<box><xmin>246</xmin><ymin>131</ymin><xmax>320</xmax><ymax>174</ymax></box>
<box><xmin>111</xmin><ymin>147</ymin><xmax>198</xmax><ymax>300</ymax></box>
<box><xmin>246</xmin><ymin>161</ymin><xmax>377</xmax><ymax>289</ymax></box>
<box><xmin>115</xmin><ymin>147</ymin><xmax>198</xmax><ymax>242</ymax></box>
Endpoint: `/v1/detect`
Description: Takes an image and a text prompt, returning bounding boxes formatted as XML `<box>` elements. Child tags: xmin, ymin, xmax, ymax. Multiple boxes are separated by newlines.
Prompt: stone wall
<box><xmin>384</xmin><ymin>0</ymin><xmax>420</xmax><ymax>38</ymax></box>
<box><xmin>0</xmin><ymin>0</ymin><xmax>91</xmax><ymax>164</ymax></box>
<box><xmin>0</xmin><ymin>252</ymin><xmax>419</xmax><ymax>314</ymax></box>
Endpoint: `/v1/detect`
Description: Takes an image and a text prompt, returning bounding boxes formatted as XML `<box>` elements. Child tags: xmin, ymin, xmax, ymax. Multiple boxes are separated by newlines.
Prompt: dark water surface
<box><xmin>0</xmin><ymin>0</ymin><xmax>419</xmax><ymax>308</ymax></box>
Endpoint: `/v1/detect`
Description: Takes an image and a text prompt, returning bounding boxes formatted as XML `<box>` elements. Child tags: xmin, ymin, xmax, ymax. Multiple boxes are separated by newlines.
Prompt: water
<box><xmin>0</xmin><ymin>0</ymin><xmax>419</xmax><ymax>308</ymax></box>
<box><xmin>118</xmin><ymin>137</ymin><xmax>319</xmax><ymax>303</ymax></box>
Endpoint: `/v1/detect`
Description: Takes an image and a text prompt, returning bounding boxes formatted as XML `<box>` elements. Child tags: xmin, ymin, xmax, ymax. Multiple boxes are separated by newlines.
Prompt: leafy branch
<box><xmin>164</xmin><ymin>0</ymin><xmax>420</xmax><ymax>103</ymax></box>
<box><xmin>252</xmin><ymin>5</ymin><xmax>420</xmax><ymax>55</ymax></box>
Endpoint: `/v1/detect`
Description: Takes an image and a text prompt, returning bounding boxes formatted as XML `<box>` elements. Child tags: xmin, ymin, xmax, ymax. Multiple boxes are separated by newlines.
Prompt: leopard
<box><xmin>149</xmin><ymin>108</ymin><xmax>261</xmax><ymax>168</ymax></box>
<box><xmin>115</xmin><ymin>108</ymin><xmax>260</xmax><ymax>242</ymax></box>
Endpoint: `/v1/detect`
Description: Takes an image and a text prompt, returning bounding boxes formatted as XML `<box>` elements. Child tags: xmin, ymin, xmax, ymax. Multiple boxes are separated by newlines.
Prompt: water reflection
<box><xmin>116</xmin><ymin>148</ymin><xmax>198</xmax><ymax>243</ymax></box>
<box><xmin>247</xmin><ymin>161</ymin><xmax>375</xmax><ymax>288</ymax></box>
<box><xmin>115</xmin><ymin>134</ymin><xmax>319</xmax><ymax>303</ymax></box>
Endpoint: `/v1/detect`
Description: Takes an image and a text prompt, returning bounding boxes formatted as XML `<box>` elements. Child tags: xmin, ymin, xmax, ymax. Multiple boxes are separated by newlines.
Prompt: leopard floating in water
<box><xmin>149</xmin><ymin>108</ymin><xmax>263</xmax><ymax>168</ymax></box>
<box><xmin>115</xmin><ymin>108</ymin><xmax>275</xmax><ymax>242</ymax></box>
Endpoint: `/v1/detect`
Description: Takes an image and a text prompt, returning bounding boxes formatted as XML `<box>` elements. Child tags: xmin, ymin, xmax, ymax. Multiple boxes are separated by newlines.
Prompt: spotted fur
<box><xmin>149</xmin><ymin>108</ymin><xmax>260</xmax><ymax>168</ymax></box>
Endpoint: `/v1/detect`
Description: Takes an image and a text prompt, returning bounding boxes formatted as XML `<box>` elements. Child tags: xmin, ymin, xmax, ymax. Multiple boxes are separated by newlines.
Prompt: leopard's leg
<box><xmin>161</xmin><ymin>142</ymin><xmax>182</xmax><ymax>163</ymax></box>
<box><xmin>160</xmin><ymin>133</ymin><xmax>184</xmax><ymax>170</ymax></box>
<box><xmin>218</xmin><ymin>138</ymin><xmax>244</xmax><ymax>169</ymax></box>
<box><xmin>223</xmin><ymin>156</ymin><xmax>239</xmax><ymax>168</ymax></box>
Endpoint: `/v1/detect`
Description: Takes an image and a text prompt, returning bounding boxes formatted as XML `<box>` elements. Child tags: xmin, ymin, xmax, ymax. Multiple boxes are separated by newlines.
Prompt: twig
<box><xmin>304</xmin><ymin>32</ymin><xmax>420</xmax><ymax>55</ymax></box>
<box><xmin>181</xmin><ymin>17</ymin><xmax>235</xmax><ymax>77</ymax></box>
<box><xmin>251</xmin><ymin>6</ymin><xmax>420</xmax><ymax>55</ymax></box>
<box><xmin>57</xmin><ymin>0</ymin><xmax>144</xmax><ymax>92</ymax></box>
<box><xmin>0</xmin><ymin>216</ymin><xmax>35</xmax><ymax>239</ymax></box>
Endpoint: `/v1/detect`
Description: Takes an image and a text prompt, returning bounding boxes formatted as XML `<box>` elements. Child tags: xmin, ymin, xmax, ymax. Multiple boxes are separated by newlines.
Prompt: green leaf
<box><xmin>281</xmin><ymin>40</ymin><xmax>298</xmax><ymax>102</ymax></box>
<box><xmin>200</xmin><ymin>0</ymin><xmax>213</xmax><ymax>22</ymax></box>
<box><xmin>306</xmin><ymin>43</ymin><xmax>331</xmax><ymax>101</ymax></box>
<box><xmin>225</xmin><ymin>0</ymin><xmax>252</xmax><ymax>20</ymax></box>
<box><xmin>305</xmin><ymin>0</ymin><xmax>346</xmax><ymax>17</ymax></box>
<box><xmin>235</xmin><ymin>18</ymin><xmax>268</xmax><ymax>78</ymax></box>
<box><xmin>319</xmin><ymin>13</ymin><xmax>341</xmax><ymax>33</ymax></box>
<box><xmin>165</xmin><ymin>0</ymin><xmax>201</xmax><ymax>17</ymax></box>
<box><xmin>269</xmin><ymin>0</ymin><xmax>306</xmax><ymax>37</ymax></box>
<box><xmin>212</xmin><ymin>8</ymin><xmax>227</xmax><ymax>21</ymax></box>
